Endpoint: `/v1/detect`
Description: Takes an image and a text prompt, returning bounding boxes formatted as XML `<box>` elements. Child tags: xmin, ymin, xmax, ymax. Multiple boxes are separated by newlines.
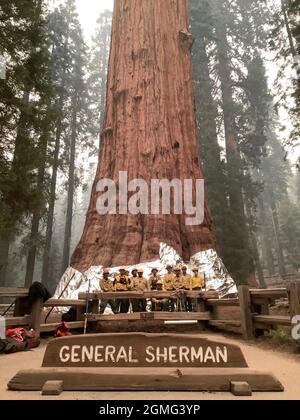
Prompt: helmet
<box><xmin>138</xmin><ymin>269</ymin><xmax>144</xmax><ymax>274</ymax></box>
<box><xmin>103</xmin><ymin>268</ymin><xmax>110</xmax><ymax>274</ymax></box>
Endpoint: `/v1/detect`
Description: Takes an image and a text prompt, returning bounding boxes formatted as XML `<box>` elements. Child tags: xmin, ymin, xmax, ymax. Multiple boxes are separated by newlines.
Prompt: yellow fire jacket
<box><xmin>114</xmin><ymin>275</ymin><xmax>131</xmax><ymax>291</ymax></box>
<box><xmin>131</xmin><ymin>277</ymin><xmax>151</xmax><ymax>292</ymax></box>
<box><xmin>100</xmin><ymin>278</ymin><xmax>115</xmax><ymax>292</ymax></box>
<box><xmin>172</xmin><ymin>276</ymin><xmax>185</xmax><ymax>290</ymax></box>
<box><xmin>191</xmin><ymin>275</ymin><xmax>205</xmax><ymax>289</ymax></box>
<box><xmin>181</xmin><ymin>274</ymin><xmax>192</xmax><ymax>290</ymax></box>
<box><xmin>163</xmin><ymin>273</ymin><xmax>175</xmax><ymax>291</ymax></box>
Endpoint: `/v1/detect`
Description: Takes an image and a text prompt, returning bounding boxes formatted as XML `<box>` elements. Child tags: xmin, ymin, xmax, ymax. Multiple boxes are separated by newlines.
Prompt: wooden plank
<box><xmin>79</xmin><ymin>291</ymin><xmax>177</xmax><ymax>300</ymax></box>
<box><xmin>7</xmin><ymin>367</ymin><xmax>284</xmax><ymax>392</ymax></box>
<box><xmin>5</xmin><ymin>316</ymin><xmax>31</xmax><ymax>327</ymax></box>
<box><xmin>0</xmin><ymin>288</ymin><xmax>28</xmax><ymax>298</ymax></box>
<box><xmin>207</xmin><ymin>299</ymin><xmax>239</xmax><ymax>307</ymax></box>
<box><xmin>44</xmin><ymin>299</ymin><xmax>86</xmax><ymax>308</ymax></box>
<box><xmin>154</xmin><ymin>312</ymin><xmax>211</xmax><ymax>321</ymax></box>
<box><xmin>88</xmin><ymin>313</ymin><xmax>140</xmax><ymax>321</ymax></box>
<box><xmin>249</xmin><ymin>289</ymin><xmax>287</xmax><ymax>299</ymax></box>
<box><xmin>88</xmin><ymin>312</ymin><xmax>211</xmax><ymax>322</ymax></box>
<box><xmin>253</xmin><ymin>315</ymin><xmax>291</xmax><ymax>327</ymax></box>
<box><xmin>208</xmin><ymin>320</ymin><xmax>242</xmax><ymax>335</ymax></box>
<box><xmin>238</xmin><ymin>286</ymin><xmax>254</xmax><ymax>340</ymax></box>
<box><xmin>40</xmin><ymin>321</ymin><xmax>85</xmax><ymax>333</ymax></box>
<box><xmin>78</xmin><ymin>290</ymin><xmax>219</xmax><ymax>301</ymax></box>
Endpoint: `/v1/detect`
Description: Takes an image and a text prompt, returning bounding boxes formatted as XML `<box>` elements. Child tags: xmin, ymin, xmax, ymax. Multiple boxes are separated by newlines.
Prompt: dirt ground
<box><xmin>1</xmin><ymin>331</ymin><xmax>300</xmax><ymax>400</ymax></box>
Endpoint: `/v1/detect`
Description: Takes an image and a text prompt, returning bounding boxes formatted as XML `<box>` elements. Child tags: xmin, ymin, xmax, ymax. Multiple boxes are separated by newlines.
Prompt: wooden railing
<box><xmin>0</xmin><ymin>288</ymin><xmax>86</xmax><ymax>335</ymax></box>
<box><xmin>238</xmin><ymin>285</ymin><xmax>298</xmax><ymax>341</ymax></box>
<box><xmin>1</xmin><ymin>283</ymin><xmax>299</xmax><ymax>349</ymax></box>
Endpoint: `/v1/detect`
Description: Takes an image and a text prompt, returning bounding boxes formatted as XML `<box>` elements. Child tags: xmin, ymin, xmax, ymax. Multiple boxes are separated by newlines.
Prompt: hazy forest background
<box><xmin>0</xmin><ymin>0</ymin><xmax>299</xmax><ymax>293</ymax></box>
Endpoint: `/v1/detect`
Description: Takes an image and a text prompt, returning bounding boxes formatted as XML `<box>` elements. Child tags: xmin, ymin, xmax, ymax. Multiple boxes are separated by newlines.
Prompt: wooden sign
<box><xmin>42</xmin><ymin>333</ymin><xmax>248</xmax><ymax>368</ymax></box>
<box><xmin>8</xmin><ymin>333</ymin><xmax>284</xmax><ymax>393</ymax></box>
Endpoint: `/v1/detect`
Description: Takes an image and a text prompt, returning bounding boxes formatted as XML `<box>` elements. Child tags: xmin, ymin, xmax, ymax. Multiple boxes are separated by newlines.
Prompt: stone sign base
<box><xmin>7</xmin><ymin>333</ymin><xmax>284</xmax><ymax>394</ymax></box>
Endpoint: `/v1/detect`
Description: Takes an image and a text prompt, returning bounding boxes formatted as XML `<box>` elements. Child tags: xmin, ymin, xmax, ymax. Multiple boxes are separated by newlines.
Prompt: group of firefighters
<box><xmin>99</xmin><ymin>265</ymin><xmax>206</xmax><ymax>314</ymax></box>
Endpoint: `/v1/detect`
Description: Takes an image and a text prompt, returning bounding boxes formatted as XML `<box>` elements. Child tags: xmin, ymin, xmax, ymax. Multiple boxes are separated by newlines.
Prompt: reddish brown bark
<box><xmin>72</xmin><ymin>0</ymin><xmax>215</xmax><ymax>271</ymax></box>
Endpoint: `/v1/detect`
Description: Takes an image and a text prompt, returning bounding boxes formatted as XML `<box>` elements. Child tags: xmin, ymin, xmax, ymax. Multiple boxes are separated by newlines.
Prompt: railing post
<box><xmin>238</xmin><ymin>285</ymin><xmax>254</xmax><ymax>340</ymax></box>
<box><xmin>30</xmin><ymin>298</ymin><xmax>43</xmax><ymax>336</ymax></box>
<box><xmin>288</xmin><ymin>281</ymin><xmax>300</xmax><ymax>351</ymax></box>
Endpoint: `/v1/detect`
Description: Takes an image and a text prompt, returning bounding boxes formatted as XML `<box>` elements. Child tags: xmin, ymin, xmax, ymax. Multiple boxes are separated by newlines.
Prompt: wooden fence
<box><xmin>1</xmin><ymin>282</ymin><xmax>299</xmax><ymax>349</ymax></box>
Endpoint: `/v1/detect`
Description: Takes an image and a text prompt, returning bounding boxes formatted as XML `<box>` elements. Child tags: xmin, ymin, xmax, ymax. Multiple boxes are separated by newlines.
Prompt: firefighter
<box><xmin>99</xmin><ymin>268</ymin><xmax>117</xmax><ymax>314</ymax></box>
<box><xmin>163</xmin><ymin>265</ymin><xmax>175</xmax><ymax>312</ymax></box>
<box><xmin>149</xmin><ymin>268</ymin><xmax>168</xmax><ymax>311</ymax></box>
<box><xmin>173</xmin><ymin>265</ymin><xmax>186</xmax><ymax>312</ymax></box>
<box><xmin>131</xmin><ymin>268</ymin><xmax>150</xmax><ymax>312</ymax></box>
<box><xmin>191</xmin><ymin>266</ymin><xmax>206</xmax><ymax>312</ymax></box>
<box><xmin>114</xmin><ymin>267</ymin><xmax>131</xmax><ymax>313</ymax></box>
<box><xmin>149</xmin><ymin>268</ymin><xmax>161</xmax><ymax>291</ymax></box>
<box><xmin>182</xmin><ymin>265</ymin><xmax>193</xmax><ymax>311</ymax></box>
<box><xmin>163</xmin><ymin>265</ymin><xmax>175</xmax><ymax>290</ymax></box>
<box><xmin>191</xmin><ymin>266</ymin><xmax>205</xmax><ymax>290</ymax></box>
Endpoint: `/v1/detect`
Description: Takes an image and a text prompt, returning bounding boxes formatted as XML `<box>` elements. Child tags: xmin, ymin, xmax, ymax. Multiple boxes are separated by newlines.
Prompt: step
<box><xmin>88</xmin><ymin>312</ymin><xmax>211</xmax><ymax>322</ymax></box>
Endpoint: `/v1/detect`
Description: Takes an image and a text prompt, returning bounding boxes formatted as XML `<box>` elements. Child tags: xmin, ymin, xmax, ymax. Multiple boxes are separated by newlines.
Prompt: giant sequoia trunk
<box><xmin>72</xmin><ymin>0</ymin><xmax>215</xmax><ymax>272</ymax></box>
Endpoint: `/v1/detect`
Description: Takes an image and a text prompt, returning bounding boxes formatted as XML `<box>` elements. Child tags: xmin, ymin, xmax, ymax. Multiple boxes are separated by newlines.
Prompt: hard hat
<box><xmin>119</xmin><ymin>267</ymin><xmax>126</xmax><ymax>271</ymax></box>
<box><xmin>103</xmin><ymin>268</ymin><xmax>110</xmax><ymax>274</ymax></box>
<box><xmin>131</xmin><ymin>268</ymin><xmax>138</xmax><ymax>273</ymax></box>
<box><xmin>192</xmin><ymin>266</ymin><xmax>199</xmax><ymax>272</ymax></box>
<box><xmin>138</xmin><ymin>268</ymin><xmax>144</xmax><ymax>273</ymax></box>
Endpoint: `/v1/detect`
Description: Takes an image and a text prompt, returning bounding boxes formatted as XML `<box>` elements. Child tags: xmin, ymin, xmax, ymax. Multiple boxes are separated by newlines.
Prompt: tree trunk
<box><xmin>281</xmin><ymin>0</ymin><xmax>297</xmax><ymax>57</ymax></box>
<box><xmin>24</xmin><ymin>121</ymin><xmax>49</xmax><ymax>288</ymax></box>
<box><xmin>1</xmin><ymin>90</ymin><xmax>31</xmax><ymax>287</ymax></box>
<box><xmin>269</xmin><ymin>188</ymin><xmax>286</xmax><ymax>278</ymax></box>
<box><xmin>213</xmin><ymin>0</ymin><xmax>255</xmax><ymax>283</ymax></box>
<box><xmin>191</xmin><ymin>20</ymin><xmax>228</xmax><ymax>262</ymax></box>
<box><xmin>258</xmin><ymin>196</ymin><xmax>275</xmax><ymax>276</ymax></box>
<box><xmin>72</xmin><ymin>0</ymin><xmax>215</xmax><ymax>271</ymax></box>
<box><xmin>42</xmin><ymin>32</ymin><xmax>69</xmax><ymax>287</ymax></box>
<box><xmin>41</xmin><ymin>105</ymin><xmax>63</xmax><ymax>287</ymax></box>
<box><xmin>61</xmin><ymin>100</ymin><xmax>77</xmax><ymax>274</ymax></box>
<box><xmin>0</xmin><ymin>240</ymin><xmax>9</xmax><ymax>287</ymax></box>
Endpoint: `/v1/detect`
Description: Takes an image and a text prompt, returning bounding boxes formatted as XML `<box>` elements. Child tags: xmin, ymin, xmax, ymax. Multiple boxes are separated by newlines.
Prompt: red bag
<box><xmin>54</xmin><ymin>322</ymin><xmax>72</xmax><ymax>338</ymax></box>
<box><xmin>24</xmin><ymin>329</ymin><xmax>40</xmax><ymax>349</ymax></box>
<box><xmin>6</xmin><ymin>328</ymin><xmax>26</xmax><ymax>342</ymax></box>
<box><xmin>5</xmin><ymin>328</ymin><xmax>40</xmax><ymax>350</ymax></box>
